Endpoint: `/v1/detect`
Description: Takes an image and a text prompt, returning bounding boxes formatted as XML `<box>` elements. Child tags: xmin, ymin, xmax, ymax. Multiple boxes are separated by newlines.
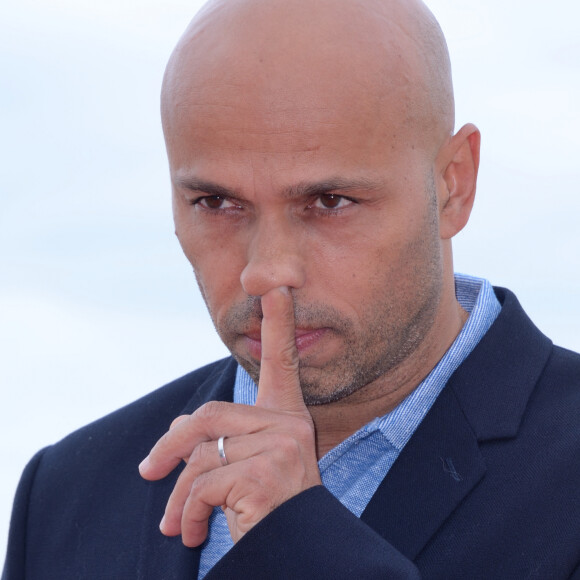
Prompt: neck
<box><xmin>309</xmin><ymin>298</ymin><xmax>468</xmax><ymax>459</ymax></box>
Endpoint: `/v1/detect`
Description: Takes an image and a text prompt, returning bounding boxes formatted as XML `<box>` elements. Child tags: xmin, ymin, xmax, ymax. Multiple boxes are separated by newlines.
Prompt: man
<box><xmin>3</xmin><ymin>0</ymin><xmax>580</xmax><ymax>578</ymax></box>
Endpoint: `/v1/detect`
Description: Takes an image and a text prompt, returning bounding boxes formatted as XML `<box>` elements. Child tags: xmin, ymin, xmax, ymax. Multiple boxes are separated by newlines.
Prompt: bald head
<box><xmin>163</xmin><ymin>0</ymin><xmax>481</xmax><ymax>408</ymax></box>
<box><xmin>161</xmin><ymin>0</ymin><xmax>454</xmax><ymax>158</ymax></box>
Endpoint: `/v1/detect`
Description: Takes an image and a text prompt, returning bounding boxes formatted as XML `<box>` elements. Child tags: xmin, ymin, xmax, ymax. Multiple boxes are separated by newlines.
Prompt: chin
<box><xmin>298</xmin><ymin>368</ymin><xmax>364</xmax><ymax>406</ymax></box>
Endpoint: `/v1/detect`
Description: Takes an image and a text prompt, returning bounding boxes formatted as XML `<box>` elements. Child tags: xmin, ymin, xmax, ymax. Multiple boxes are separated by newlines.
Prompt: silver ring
<box><xmin>217</xmin><ymin>436</ymin><xmax>229</xmax><ymax>466</ymax></box>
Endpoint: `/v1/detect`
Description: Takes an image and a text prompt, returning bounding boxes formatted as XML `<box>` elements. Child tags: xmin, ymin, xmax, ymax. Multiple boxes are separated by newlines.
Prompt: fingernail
<box><xmin>278</xmin><ymin>286</ymin><xmax>290</xmax><ymax>295</ymax></box>
<box><xmin>159</xmin><ymin>516</ymin><xmax>166</xmax><ymax>532</ymax></box>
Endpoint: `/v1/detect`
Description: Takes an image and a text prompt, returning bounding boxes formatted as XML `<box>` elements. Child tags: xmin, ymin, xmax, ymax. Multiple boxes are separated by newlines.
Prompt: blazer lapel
<box><xmin>137</xmin><ymin>358</ymin><xmax>238</xmax><ymax>580</ymax></box>
<box><xmin>361</xmin><ymin>385</ymin><xmax>486</xmax><ymax>560</ymax></box>
<box><xmin>361</xmin><ymin>287</ymin><xmax>553</xmax><ymax>561</ymax></box>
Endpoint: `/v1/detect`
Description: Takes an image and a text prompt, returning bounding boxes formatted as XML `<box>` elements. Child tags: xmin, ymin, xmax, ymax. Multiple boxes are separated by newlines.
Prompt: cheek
<box><xmin>174</xmin><ymin>197</ymin><xmax>238</xmax><ymax>273</ymax></box>
<box><xmin>195</xmin><ymin>246</ymin><xmax>245</xmax><ymax>302</ymax></box>
<box><xmin>331</xmin><ymin>210</ymin><xmax>436</xmax><ymax>306</ymax></box>
<box><xmin>174</xmin><ymin>220</ymin><xmax>247</xmax><ymax>314</ymax></box>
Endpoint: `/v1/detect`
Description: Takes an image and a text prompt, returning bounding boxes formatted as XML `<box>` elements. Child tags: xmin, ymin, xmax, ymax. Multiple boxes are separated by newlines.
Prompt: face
<box><xmin>165</xmin><ymin>66</ymin><xmax>445</xmax><ymax>405</ymax></box>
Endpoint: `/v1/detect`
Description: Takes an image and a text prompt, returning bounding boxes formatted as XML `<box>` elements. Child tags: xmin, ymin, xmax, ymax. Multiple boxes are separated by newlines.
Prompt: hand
<box><xmin>139</xmin><ymin>286</ymin><xmax>321</xmax><ymax>547</ymax></box>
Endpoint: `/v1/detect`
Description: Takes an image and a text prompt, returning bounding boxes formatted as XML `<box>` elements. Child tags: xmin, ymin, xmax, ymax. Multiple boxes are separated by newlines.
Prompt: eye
<box><xmin>192</xmin><ymin>195</ymin><xmax>240</xmax><ymax>210</ymax></box>
<box><xmin>311</xmin><ymin>194</ymin><xmax>353</xmax><ymax>210</ymax></box>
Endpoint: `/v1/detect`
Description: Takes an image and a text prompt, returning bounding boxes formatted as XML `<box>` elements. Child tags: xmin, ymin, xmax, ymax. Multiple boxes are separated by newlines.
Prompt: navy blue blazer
<box><xmin>3</xmin><ymin>288</ymin><xmax>580</xmax><ymax>579</ymax></box>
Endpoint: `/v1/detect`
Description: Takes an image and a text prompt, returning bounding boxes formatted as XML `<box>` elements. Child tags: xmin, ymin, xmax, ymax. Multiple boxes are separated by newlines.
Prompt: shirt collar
<box><xmin>233</xmin><ymin>274</ymin><xmax>501</xmax><ymax>453</ymax></box>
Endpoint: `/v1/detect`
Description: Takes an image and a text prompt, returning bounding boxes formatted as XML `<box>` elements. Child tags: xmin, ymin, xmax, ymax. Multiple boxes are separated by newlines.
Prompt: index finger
<box><xmin>255</xmin><ymin>286</ymin><xmax>305</xmax><ymax>412</ymax></box>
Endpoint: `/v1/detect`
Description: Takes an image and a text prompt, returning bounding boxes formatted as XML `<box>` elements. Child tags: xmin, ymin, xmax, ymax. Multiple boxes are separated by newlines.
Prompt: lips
<box><xmin>294</xmin><ymin>328</ymin><xmax>328</xmax><ymax>351</ymax></box>
<box><xmin>242</xmin><ymin>327</ymin><xmax>329</xmax><ymax>359</ymax></box>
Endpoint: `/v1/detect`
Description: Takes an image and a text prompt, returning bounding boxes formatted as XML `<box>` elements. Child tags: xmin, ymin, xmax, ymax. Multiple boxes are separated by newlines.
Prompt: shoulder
<box><xmin>38</xmin><ymin>356</ymin><xmax>238</xmax><ymax>477</ymax></box>
<box><xmin>543</xmin><ymin>343</ymin><xmax>580</xmax><ymax>381</ymax></box>
<box><xmin>494</xmin><ymin>286</ymin><xmax>580</xmax><ymax>405</ymax></box>
<box><xmin>3</xmin><ymin>357</ymin><xmax>238</xmax><ymax>578</ymax></box>
<box><xmin>450</xmin><ymin>285</ymin><xmax>580</xmax><ymax>441</ymax></box>
<box><xmin>526</xmin><ymin>344</ymin><xmax>580</xmax><ymax>435</ymax></box>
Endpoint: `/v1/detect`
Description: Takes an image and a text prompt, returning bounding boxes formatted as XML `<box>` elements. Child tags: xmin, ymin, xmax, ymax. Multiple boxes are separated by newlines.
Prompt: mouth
<box><xmin>242</xmin><ymin>327</ymin><xmax>330</xmax><ymax>360</ymax></box>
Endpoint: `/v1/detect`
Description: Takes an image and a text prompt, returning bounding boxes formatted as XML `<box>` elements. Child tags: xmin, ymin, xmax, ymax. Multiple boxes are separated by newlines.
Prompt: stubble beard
<box><xmin>212</xmin><ymin>253</ymin><xmax>442</xmax><ymax>407</ymax></box>
<box><xmin>217</xmin><ymin>273</ymin><xmax>441</xmax><ymax>406</ymax></box>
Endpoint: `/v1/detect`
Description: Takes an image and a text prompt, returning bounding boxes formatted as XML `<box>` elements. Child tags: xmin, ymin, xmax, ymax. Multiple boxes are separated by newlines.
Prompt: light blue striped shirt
<box><xmin>198</xmin><ymin>274</ymin><xmax>501</xmax><ymax>577</ymax></box>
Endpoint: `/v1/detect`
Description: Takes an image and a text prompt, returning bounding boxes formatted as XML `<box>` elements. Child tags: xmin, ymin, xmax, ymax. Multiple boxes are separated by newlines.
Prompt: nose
<box><xmin>240</xmin><ymin>217</ymin><xmax>307</xmax><ymax>297</ymax></box>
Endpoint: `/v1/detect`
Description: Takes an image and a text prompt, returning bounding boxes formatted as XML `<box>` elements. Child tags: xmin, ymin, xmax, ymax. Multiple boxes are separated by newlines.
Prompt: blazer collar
<box><xmin>449</xmin><ymin>287</ymin><xmax>552</xmax><ymax>441</ymax></box>
<box><xmin>361</xmin><ymin>287</ymin><xmax>553</xmax><ymax>560</ymax></box>
<box><xmin>138</xmin><ymin>358</ymin><xmax>238</xmax><ymax>580</ymax></box>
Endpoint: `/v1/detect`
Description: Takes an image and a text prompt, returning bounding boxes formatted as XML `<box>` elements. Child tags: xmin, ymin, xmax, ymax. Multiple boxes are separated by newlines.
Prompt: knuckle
<box><xmin>248</xmin><ymin>454</ymin><xmax>272</xmax><ymax>477</ymax></box>
<box><xmin>279</xmin><ymin>341</ymin><xmax>299</xmax><ymax>371</ymax></box>
<box><xmin>194</xmin><ymin>400</ymin><xmax>227</xmax><ymax>423</ymax></box>
<box><xmin>189</xmin><ymin>470</ymin><xmax>210</xmax><ymax>497</ymax></box>
<box><xmin>262</xmin><ymin>341</ymin><xmax>298</xmax><ymax>373</ymax></box>
<box><xmin>188</xmin><ymin>442</ymin><xmax>207</xmax><ymax>465</ymax></box>
<box><xmin>292</xmin><ymin>415</ymin><xmax>316</xmax><ymax>443</ymax></box>
<box><xmin>274</xmin><ymin>432</ymin><xmax>302</xmax><ymax>457</ymax></box>
<box><xmin>153</xmin><ymin>429</ymin><xmax>179</xmax><ymax>458</ymax></box>
<box><xmin>169</xmin><ymin>415</ymin><xmax>188</xmax><ymax>430</ymax></box>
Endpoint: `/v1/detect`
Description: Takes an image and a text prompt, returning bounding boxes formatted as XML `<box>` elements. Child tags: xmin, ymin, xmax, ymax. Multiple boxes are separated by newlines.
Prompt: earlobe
<box><xmin>438</xmin><ymin>123</ymin><xmax>481</xmax><ymax>240</ymax></box>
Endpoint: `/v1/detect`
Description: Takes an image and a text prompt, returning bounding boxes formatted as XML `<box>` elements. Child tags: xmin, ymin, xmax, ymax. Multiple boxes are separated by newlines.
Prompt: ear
<box><xmin>436</xmin><ymin>123</ymin><xmax>481</xmax><ymax>240</ymax></box>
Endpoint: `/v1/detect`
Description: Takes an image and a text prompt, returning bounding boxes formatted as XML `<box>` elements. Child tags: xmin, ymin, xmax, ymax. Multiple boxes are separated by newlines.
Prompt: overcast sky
<box><xmin>1</xmin><ymin>0</ymin><xmax>579</xmax><ymax>555</ymax></box>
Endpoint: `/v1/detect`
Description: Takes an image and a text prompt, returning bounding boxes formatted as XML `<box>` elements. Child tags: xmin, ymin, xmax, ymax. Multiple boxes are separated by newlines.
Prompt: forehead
<box><xmin>167</xmin><ymin>98</ymin><xmax>408</xmax><ymax>200</ymax></box>
<box><xmin>163</xmin><ymin>61</ymin><xmax>421</xmax><ymax>181</ymax></box>
<box><xmin>161</xmin><ymin>0</ymin><xmax>436</xmax><ymax>188</ymax></box>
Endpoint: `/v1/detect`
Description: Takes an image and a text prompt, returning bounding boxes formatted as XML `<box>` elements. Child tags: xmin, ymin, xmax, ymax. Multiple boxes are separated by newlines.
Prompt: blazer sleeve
<box><xmin>206</xmin><ymin>486</ymin><xmax>421</xmax><ymax>579</ymax></box>
<box><xmin>2</xmin><ymin>448</ymin><xmax>47</xmax><ymax>580</ymax></box>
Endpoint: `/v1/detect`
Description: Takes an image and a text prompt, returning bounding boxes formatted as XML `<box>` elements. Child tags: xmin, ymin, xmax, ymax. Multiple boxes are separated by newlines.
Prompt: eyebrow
<box><xmin>283</xmin><ymin>177</ymin><xmax>381</xmax><ymax>199</ymax></box>
<box><xmin>174</xmin><ymin>177</ymin><xmax>238</xmax><ymax>198</ymax></box>
<box><xmin>173</xmin><ymin>175</ymin><xmax>382</xmax><ymax>199</ymax></box>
